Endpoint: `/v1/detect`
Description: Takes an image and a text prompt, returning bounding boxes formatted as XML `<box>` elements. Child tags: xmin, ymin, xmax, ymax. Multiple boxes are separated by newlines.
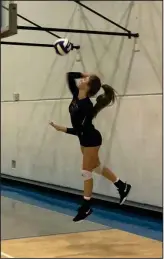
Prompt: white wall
<box><xmin>1</xmin><ymin>1</ymin><xmax>162</xmax><ymax>207</ymax></box>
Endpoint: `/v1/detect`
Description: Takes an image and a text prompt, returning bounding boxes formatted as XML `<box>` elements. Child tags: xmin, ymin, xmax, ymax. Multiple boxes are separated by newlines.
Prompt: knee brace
<box><xmin>81</xmin><ymin>170</ymin><xmax>92</xmax><ymax>180</ymax></box>
<box><xmin>93</xmin><ymin>164</ymin><xmax>103</xmax><ymax>175</ymax></box>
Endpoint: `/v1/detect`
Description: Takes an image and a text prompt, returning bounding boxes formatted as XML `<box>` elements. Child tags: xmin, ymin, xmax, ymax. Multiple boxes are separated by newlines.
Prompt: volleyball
<box><xmin>53</xmin><ymin>38</ymin><xmax>72</xmax><ymax>56</ymax></box>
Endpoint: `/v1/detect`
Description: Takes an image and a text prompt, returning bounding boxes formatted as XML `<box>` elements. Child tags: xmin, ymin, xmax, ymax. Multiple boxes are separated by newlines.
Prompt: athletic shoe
<box><xmin>118</xmin><ymin>183</ymin><xmax>131</xmax><ymax>205</ymax></box>
<box><xmin>73</xmin><ymin>202</ymin><xmax>93</xmax><ymax>222</ymax></box>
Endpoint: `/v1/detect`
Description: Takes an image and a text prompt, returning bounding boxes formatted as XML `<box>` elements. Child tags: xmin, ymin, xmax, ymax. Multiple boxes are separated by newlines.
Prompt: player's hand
<box><xmin>49</xmin><ymin>122</ymin><xmax>66</xmax><ymax>132</ymax></box>
<box><xmin>82</xmin><ymin>72</ymin><xmax>91</xmax><ymax>78</ymax></box>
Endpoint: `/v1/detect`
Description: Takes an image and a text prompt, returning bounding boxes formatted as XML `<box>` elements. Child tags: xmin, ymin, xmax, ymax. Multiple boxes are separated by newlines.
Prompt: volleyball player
<box><xmin>49</xmin><ymin>72</ymin><xmax>131</xmax><ymax>222</ymax></box>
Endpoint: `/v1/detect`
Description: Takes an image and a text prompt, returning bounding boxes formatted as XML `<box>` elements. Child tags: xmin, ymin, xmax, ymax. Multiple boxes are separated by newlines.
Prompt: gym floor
<box><xmin>1</xmin><ymin>182</ymin><xmax>162</xmax><ymax>258</ymax></box>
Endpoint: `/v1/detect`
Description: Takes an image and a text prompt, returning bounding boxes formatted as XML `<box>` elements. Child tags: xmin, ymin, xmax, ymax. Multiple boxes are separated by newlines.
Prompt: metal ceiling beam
<box><xmin>74</xmin><ymin>1</ymin><xmax>139</xmax><ymax>38</ymax></box>
<box><xmin>17</xmin><ymin>25</ymin><xmax>139</xmax><ymax>38</ymax></box>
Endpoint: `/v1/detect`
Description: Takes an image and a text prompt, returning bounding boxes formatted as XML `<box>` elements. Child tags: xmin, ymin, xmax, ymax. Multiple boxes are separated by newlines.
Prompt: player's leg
<box><xmin>73</xmin><ymin>146</ymin><xmax>99</xmax><ymax>222</ymax></box>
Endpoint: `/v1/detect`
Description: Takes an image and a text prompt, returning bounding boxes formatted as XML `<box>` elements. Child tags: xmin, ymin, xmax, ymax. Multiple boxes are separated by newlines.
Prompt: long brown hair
<box><xmin>88</xmin><ymin>75</ymin><xmax>116</xmax><ymax>118</ymax></box>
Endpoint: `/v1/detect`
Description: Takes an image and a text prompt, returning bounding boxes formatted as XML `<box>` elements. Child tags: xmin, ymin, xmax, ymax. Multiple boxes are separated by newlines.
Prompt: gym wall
<box><xmin>1</xmin><ymin>1</ymin><xmax>162</xmax><ymax>207</ymax></box>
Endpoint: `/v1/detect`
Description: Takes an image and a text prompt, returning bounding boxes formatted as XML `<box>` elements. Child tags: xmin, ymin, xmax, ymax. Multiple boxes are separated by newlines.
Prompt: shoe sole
<box><xmin>73</xmin><ymin>209</ymin><xmax>93</xmax><ymax>223</ymax></box>
<box><xmin>120</xmin><ymin>185</ymin><xmax>132</xmax><ymax>205</ymax></box>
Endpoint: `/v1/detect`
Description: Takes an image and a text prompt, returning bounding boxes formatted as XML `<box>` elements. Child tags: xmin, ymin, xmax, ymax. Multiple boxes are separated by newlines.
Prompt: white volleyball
<box><xmin>53</xmin><ymin>38</ymin><xmax>72</xmax><ymax>56</ymax></box>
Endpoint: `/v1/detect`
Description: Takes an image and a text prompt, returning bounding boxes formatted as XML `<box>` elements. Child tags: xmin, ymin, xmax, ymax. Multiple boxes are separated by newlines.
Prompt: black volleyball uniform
<box><xmin>66</xmin><ymin>72</ymin><xmax>102</xmax><ymax>147</ymax></box>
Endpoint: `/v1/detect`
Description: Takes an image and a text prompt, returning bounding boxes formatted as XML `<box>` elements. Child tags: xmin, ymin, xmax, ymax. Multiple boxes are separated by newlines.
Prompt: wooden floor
<box><xmin>1</xmin><ymin>229</ymin><xmax>162</xmax><ymax>258</ymax></box>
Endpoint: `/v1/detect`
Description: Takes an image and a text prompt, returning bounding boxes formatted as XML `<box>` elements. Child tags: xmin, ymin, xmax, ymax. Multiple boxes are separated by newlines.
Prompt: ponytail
<box><xmin>93</xmin><ymin>84</ymin><xmax>116</xmax><ymax>118</ymax></box>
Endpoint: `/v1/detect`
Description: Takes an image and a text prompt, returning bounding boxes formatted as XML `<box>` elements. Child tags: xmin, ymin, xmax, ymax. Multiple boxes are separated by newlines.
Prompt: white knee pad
<box><xmin>81</xmin><ymin>170</ymin><xmax>92</xmax><ymax>180</ymax></box>
<box><xmin>93</xmin><ymin>164</ymin><xmax>103</xmax><ymax>175</ymax></box>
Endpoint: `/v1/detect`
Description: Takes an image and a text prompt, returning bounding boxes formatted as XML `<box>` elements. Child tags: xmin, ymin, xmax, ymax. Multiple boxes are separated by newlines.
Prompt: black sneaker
<box><xmin>118</xmin><ymin>183</ymin><xmax>131</xmax><ymax>205</ymax></box>
<box><xmin>73</xmin><ymin>203</ymin><xmax>93</xmax><ymax>222</ymax></box>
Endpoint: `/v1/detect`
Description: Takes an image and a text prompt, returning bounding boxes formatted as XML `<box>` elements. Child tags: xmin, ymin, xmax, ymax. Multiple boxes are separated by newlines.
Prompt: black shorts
<box><xmin>78</xmin><ymin>129</ymin><xmax>102</xmax><ymax>147</ymax></box>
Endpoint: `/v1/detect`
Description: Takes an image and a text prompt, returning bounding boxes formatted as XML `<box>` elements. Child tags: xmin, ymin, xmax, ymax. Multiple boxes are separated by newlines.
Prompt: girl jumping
<box><xmin>49</xmin><ymin>72</ymin><xmax>131</xmax><ymax>222</ymax></box>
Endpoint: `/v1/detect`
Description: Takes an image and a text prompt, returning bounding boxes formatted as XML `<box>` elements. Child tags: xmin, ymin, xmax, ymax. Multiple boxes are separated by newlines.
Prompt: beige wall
<box><xmin>1</xmin><ymin>1</ymin><xmax>162</xmax><ymax>206</ymax></box>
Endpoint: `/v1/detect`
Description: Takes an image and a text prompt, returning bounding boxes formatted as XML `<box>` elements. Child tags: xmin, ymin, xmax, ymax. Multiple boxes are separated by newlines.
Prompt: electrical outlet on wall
<box><xmin>11</xmin><ymin>160</ymin><xmax>16</xmax><ymax>169</ymax></box>
<box><xmin>13</xmin><ymin>93</ymin><xmax>19</xmax><ymax>101</ymax></box>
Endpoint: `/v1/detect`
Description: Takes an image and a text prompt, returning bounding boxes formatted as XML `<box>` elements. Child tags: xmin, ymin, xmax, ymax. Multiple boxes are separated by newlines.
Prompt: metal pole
<box><xmin>1</xmin><ymin>41</ymin><xmax>54</xmax><ymax>47</ymax></box>
<box><xmin>1</xmin><ymin>41</ymin><xmax>80</xmax><ymax>49</ymax></box>
<box><xmin>74</xmin><ymin>1</ymin><xmax>131</xmax><ymax>33</ymax></box>
<box><xmin>17</xmin><ymin>25</ymin><xmax>139</xmax><ymax>38</ymax></box>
